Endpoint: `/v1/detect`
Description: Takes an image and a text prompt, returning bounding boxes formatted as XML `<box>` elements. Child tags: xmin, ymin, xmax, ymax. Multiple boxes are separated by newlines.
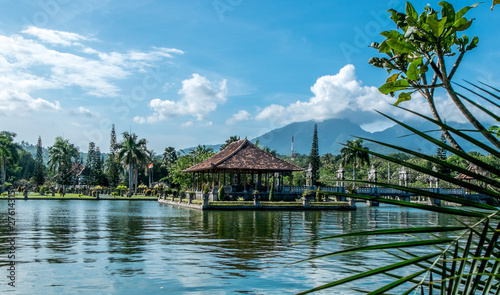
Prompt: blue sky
<box><xmin>0</xmin><ymin>0</ymin><xmax>498</xmax><ymax>153</ymax></box>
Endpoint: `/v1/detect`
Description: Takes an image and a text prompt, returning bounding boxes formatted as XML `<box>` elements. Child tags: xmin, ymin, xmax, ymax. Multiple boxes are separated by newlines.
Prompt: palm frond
<box><xmin>294</xmin><ymin>81</ymin><xmax>500</xmax><ymax>294</ymax></box>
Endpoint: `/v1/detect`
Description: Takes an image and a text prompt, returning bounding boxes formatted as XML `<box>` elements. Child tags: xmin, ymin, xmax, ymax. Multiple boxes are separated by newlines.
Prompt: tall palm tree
<box><xmin>48</xmin><ymin>137</ymin><xmax>79</xmax><ymax>194</ymax></box>
<box><xmin>220</xmin><ymin>135</ymin><xmax>239</xmax><ymax>150</ymax></box>
<box><xmin>0</xmin><ymin>131</ymin><xmax>20</xmax><ymax>193</ymax></box>
<box><xmin>190</xmin><ymin>145</ymin><xmax>214</xmax><ymax>163</ymax></box>
<box><xmin>162</xmin><ymin>146</ymin><xmax>177</xmax><ymax>168</ymax></box>
<box><xmin>339</xmin><ymin>139</ymin><xmax>370</xmax><ymax>183</ymax></box>
<box><xmin>115</xmin><ymin>132</ymin><xmax>148</xmax><ymax>197</ymax></box>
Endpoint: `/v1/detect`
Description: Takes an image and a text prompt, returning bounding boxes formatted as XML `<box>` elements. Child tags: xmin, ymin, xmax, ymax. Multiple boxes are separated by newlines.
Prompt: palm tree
<box><xmin>0</xmin><ymin>131</ymin><xmax>20</xmax><ymax>193</ymax></box>
<box><xmin>190</xmin><ymin>145</ymin><xmax>214</xmax><ymax>164</ymax></box>
<box><xmin>339</xmin><ymin>139</ymin><xmax>370</xmax><ymax>183</ymax></box>
<box><xmin>220</xmin><ymin>135</ymin><xmax>239</xmax><ymax>150</ymax></box>
<box><xmin>115</xmin><ymin>132</ymin><xmax>148</xmax><ymax>197</ymax></box>
<box><xmin>162</xmin><ymin>146</ymin><xmax>177</xmax><ymax>168</ymax></box>
<box><xmin>48</xmin><ymin>137</ymin><xmax>79</xmax><ymax>195</ymax></box>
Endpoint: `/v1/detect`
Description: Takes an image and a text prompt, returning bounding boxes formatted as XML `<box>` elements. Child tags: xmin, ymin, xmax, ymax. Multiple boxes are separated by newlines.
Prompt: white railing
<box><xmin>281</xmin><ymin>186</ymin><xmax>474</xmax><ymax>197</ymax></box>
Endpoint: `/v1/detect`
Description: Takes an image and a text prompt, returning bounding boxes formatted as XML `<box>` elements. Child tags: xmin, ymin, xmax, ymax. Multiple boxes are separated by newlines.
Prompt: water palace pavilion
<box><xmin>183</xmin><ymin>138</ymin><xmax>304</xmax><ymax>201</ymax></box>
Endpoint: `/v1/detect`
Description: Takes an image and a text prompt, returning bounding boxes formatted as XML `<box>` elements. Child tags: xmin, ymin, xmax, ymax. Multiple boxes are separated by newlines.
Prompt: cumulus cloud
<box><xmin>0</xmin><ymin>27</ymin><xmax>183</xmax><ymax>115</ymax></box>
<box><xmin>226</xmin><ymin>110</ymin><xmax>251</xmax><ymax>125</ymax></box>
<box><xmin>134</xmin><ymin>73</ymin><xmax>227</xmax><ymax>124</ymax></box>
<box><xmin>255</xmin><ymin>64</ymin><xmax>458</xmax><ymax>131</ymax></box>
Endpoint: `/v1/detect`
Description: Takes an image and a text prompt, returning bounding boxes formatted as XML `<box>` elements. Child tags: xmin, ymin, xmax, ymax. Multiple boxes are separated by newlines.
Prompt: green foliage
<box><xmin>220</xmin><ymin>135</ymin><xmax>239</xmax><ymax>151</ymax></box>
<box><xmin>106</xmin><ymin>124</ymin><xmax>121</xmax><ymax>188</ymax></box>
<box><xmin>170</xmin><ymin>154</ymin><xmax>196</xmax><ymax>190</ymax></box>
<box><xmin>339</xmin><ymin>139</ymin><xmax>370</xmax><ymax>181</ymax></box>
<box><xmin>0</xmin><ymin>131</ymin><xmax>21</xmax><ymax>193</ymax></box>
<box><xmin>202</xmin><ymin>183</ymin><xmax>210</xmax><ymax>194</ymax></box>
<box><xmin>315</xmin><ymin>187</ymin><xmax>322</xmax><ymax>202</ymax></box>
<box><xmin>39</xmin><ymin>185</ymin><xmax>48</xmax><ymax>194</ymax></box>
<box><xmin>33</xmin><ymin>136</ymin><xmax>45</xmax><ymax>186</ymax></box>
<box><xmin>218</xmin><ymin>186</ymin><xmax>224</xmax><ymax>201</ymax></box>
<box><xmin>309</xmin><ymin>124</ymin><xmax>320</xmax><ymax>183</ymax></box>
<box><xmin>269</xmin><ymin>180</ymin><xmax>275</xmax><ymax>201</ymax></box>
<box><xmin>115</xmin><ymin>132</ymin><xmax>149</xmax><ymax>197</ymax></box>
<box><xmin>295</xmin><ymin>79</ymin><xmax>500</xmax><ymax>294</ymax></box>
<box><xmin>111</xmin><ymin>191</ymin><xmax>119</xmax><ymax>197</ymax></box>
<box><xmin>302</xmin><ymin>189</ymin><xmax>313</xmax><ymax>199</ymax></box>
<box><xmin>48</xmin><ymin>136</ymin><xmax>79</xmax><ymax>187</ymax></box>
<box><xmin>368</xmin><ymin>1</ymin><xmax>500</xmax><ymax>152</ymax></box>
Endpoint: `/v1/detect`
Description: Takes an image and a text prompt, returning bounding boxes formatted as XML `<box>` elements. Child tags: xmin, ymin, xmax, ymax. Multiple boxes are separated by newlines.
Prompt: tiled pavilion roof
<box><xmin>455</xmin><ymin>164</ymin><xmax>489</xmax><ymax>180</ymax></box>
<box><xmin>183</xmin><ymin>138</ymin><xmax>303</xmax><ymax>173</ymax></box>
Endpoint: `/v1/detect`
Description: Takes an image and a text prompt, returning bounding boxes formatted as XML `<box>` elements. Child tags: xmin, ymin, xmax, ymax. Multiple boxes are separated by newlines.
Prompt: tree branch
<box><xmin>448</xmin><ymin>51</ymin><xmax>465</xmax><ymax>81</ymax></box>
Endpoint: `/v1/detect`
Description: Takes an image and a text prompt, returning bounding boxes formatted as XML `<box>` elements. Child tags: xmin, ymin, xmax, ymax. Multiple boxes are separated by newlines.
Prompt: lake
<box><xmin>0</xmin><ymin>200</ymin><xmax>461</xmax><ymax>294</ymax></box>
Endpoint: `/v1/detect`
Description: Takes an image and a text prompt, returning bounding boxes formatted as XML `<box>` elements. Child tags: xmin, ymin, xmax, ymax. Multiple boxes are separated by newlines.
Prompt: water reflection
<box><xmin>0</xmin><ymin>200</ymin><xmax>464</xmax><ymax>294</ymax></box>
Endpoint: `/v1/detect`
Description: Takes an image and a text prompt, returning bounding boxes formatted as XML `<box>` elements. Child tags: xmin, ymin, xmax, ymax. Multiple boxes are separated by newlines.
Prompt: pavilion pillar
<box><xmin>289</xmin><ymin>173</ymin><xmax>293</xmax><ymax>190</ymax></box>
<box><xmin>218</xmin><ymin>172</ymin><xmax>221</xmax><ymax>188</ymax></box>
<box><xmin>258</xmin><ymin>173</ymin><xmax>262</xmax><ymax>186</ymax></box>
<box><xmin>192</xmin><ymin>173</ymin><xmax>195</xmax><ymax>191</ymax></box>
<box><xmin>280</xmin><ymin>172</ymin><xmax>283</xmax><ymax>192</ymax></box>
<box><xmin>265</xmin><ymin>173</ymin><xmax>269</xmax><ymax>191</ymax></box>
<box><xmin>198</xmin><ymin>172</ymin><xmax>201</xmax><ymax>190</ymax></box>
<box><xmin>243</xmin><ymin>173</ymin><xmax>247</xmax><ymax>191</ymax></box>
<box><xmin>212</xmin><ymin>172</ymin><xmax>215</xmax><ymax>190</ymax></box>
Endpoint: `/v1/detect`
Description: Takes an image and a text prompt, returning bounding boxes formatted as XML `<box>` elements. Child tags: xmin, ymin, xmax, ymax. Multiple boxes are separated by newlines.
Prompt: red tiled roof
<box><xmin>183</xmin><ymin>138</ymin><xmax>303</xmax><ymax>172</ymax></box>
<box><xmin>455</xmin><ymin>164</ymin><xmax>482</xmax><ymax>180</ymax></box>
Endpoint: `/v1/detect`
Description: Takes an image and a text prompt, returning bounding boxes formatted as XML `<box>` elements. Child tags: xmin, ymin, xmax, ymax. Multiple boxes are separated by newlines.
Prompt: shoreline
<box><xmin>158</xmin><ymin>198</ymin><xmax>356</xmax><ymax>211</ymax></box>
<box><xmin>0</xmin><ymin>195</ymin><xmax>158</xmax><ymax>201</ymax></box>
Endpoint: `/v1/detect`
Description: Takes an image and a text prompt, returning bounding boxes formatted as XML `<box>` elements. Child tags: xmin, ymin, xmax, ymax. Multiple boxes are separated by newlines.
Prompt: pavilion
<box><xmin>183</xmin><ymin>138</ymin><xmax>304</xmax><ymax>200</ymax></box>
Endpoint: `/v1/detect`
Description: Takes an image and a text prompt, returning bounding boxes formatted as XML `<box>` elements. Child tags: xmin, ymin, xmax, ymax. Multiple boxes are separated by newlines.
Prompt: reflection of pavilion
<box><xmin>183</xmin><ymin>138</ymin><xmax>304</xmax><ymax>200</ymax></box>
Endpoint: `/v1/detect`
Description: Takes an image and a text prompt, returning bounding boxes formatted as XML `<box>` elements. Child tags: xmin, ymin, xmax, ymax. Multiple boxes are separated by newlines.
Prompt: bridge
<box><xmin>281</xmin><ymin>186</ymin><xmax>492</xmax><ymax>206</ymax></box>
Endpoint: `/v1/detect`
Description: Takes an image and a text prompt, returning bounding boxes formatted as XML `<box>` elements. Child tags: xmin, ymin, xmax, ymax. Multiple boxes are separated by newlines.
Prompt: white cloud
<box><xmin>69</xmin><ymin>106</ymin><xmax>96</xmax><ymax>118</ymax></box>
<box><xmin>226</xmin><ymin>110</ymin><xmax>251</xmax><ymax>125</ymax></box>
<box><xmin>22</xmin><ymin>26</ymin><xmax>90</xmax><ymax>47</ymax></box>
<box><xmin>0</xmin><ymin>27</ymin><xmax>183</xmax><ymax>115</ymax></box>
<box><xmin>135</xmin><ymin>73</ymin><xmax>227</xmax><ymax>124</ymax></box>
<box><xmin>255</xmin><ymin>64</ymin><xmax>455</xmax><ymax>130</ymax></box>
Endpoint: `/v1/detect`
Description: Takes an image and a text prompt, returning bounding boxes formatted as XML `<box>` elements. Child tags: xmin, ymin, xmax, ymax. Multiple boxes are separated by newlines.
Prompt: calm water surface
<box><xmin>0</xmin><ymin>200</ymin><xmax>461</xmax><ymax>294</ymax></box>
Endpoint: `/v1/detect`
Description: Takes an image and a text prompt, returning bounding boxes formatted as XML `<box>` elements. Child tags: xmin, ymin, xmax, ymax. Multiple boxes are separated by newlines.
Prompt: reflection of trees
<box><xmin>106</xmin><ymin>203</ymin><xmax>146</xmax><ymax>256</ymax></box>
<box><xmin>105</xmin><ymin>202</ymin><xmax>147</xmax><ymax>275</ymax></box>
<box><xmin>46</xmin><ymin>204</ymin><xmax>78</xmax><ymax>264</ymax></box>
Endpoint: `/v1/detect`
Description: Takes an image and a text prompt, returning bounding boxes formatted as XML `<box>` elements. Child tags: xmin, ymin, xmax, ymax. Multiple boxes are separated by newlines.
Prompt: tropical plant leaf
<box><xmin>368</xmin><ymin>269</ymin><xmax>427</xmax><ymax>295</ymax></box>
<box><xmin>291</xmin><ymin>239</ymin><xmax>453</xmax><ymax>266</ymax></box>
<box><xmin>296</xmin><ymin>253</ymin><xmax>441</xmax><ymax>295</ymax></box>
<box><xmin>296</xmin><ymin>226</ymin><xmax>468</xmax><ymax>244</ymax></box>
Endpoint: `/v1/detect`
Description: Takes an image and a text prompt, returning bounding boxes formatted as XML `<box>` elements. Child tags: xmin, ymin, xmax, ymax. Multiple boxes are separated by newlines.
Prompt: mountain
<box><xmin>253</xmin><ymin>119</ymin><xmax>371</xmax><ymax>156</ymax></box>
<box><xmin>252</xmin><ymin>118</ymin><xmax>492</xmax><ymax>155</ymax></box>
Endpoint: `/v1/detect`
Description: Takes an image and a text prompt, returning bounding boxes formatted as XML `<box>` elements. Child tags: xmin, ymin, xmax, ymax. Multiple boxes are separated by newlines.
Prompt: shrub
<box><xmin>315</xmin><ymin>187</ymin><xmax>322</xmax><ymax>202</ymax></box>
<box><xmin>111</xmin><ymin>192</ymin><xmax>119</xmax><ymax>197</ymax></box>
<box><xmin>218</xmin><ymin>186</ymin><xmax>224</xmax><ymax>201</ymax></box>
<box><xmin>269</xmin><ymin>181</ymin><xmax>275</xmax><ymax>201</ymax></box>
<box><xmin>302</xmin><ymin>189</ymin><xmax>313</xmax><ymax>200</ymax></box>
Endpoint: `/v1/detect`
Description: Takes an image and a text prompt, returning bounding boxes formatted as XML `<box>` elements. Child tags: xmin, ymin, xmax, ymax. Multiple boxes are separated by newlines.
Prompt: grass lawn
<box><xmin>0</xmin><ymin>193</ymin><xmax>158</xmax><ymax>200</ymax></box>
